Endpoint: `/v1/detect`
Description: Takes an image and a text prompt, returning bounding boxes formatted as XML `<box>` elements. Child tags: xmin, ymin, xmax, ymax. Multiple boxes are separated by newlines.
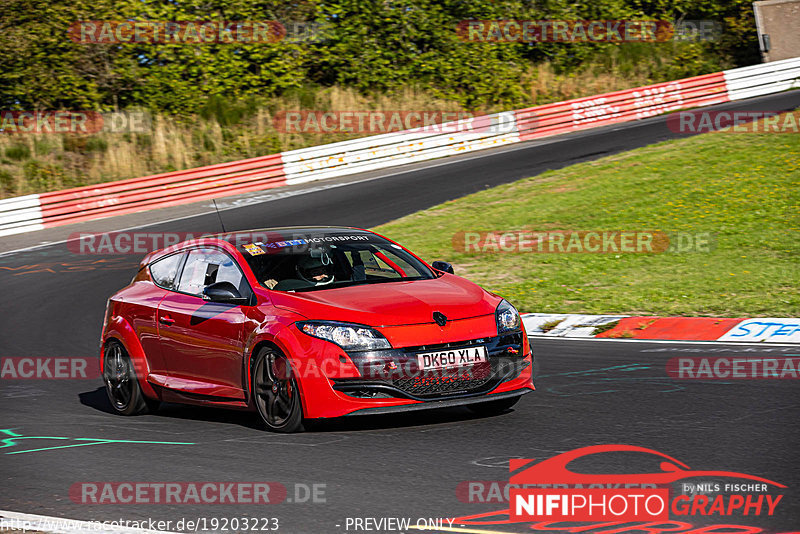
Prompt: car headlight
<box><xmin>297</xmin><ymin>321</ymin><xmax>391</xmax><ymax>351</ymax></box>
<box><xmin>495</xmin><ymin>299</ymin><xmax>521</xmax><ymax>334</ymax></box>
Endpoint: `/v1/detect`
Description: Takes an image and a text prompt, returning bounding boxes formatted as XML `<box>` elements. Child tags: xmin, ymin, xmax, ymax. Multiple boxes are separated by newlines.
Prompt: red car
<box><xmin>100</xmin><ymin>227</ymin><xmax>534</xmax><ymax>432</ymax></box>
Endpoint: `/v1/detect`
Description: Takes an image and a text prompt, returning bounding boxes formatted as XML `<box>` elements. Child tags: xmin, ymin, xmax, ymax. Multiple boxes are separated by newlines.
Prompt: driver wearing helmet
<box><xmin>296</xmin><ymin>255</ymin><xmax>335</xmax><ymax>286</ymax></box>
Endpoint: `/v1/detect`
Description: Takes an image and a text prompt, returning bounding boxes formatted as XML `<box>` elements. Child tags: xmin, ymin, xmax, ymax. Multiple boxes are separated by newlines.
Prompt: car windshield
<box><xmin>238</xmin><ymin>233</ymin><xmax>435</xmax><ymax>291</ymax></box>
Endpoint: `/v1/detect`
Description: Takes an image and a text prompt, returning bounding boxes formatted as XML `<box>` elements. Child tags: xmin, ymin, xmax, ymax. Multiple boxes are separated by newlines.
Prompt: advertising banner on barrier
<box><xmin>718</xmin><ymin>318</ymin><xmax>800</xmax><ymax>343</ymax></box>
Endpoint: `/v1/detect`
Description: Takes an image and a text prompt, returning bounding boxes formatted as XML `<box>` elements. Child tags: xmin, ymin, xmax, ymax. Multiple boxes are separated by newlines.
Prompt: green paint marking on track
<box><xmin>0</xmin><ymin>429</ymin><xmax>194</xmax><ymax>455</ymax></box>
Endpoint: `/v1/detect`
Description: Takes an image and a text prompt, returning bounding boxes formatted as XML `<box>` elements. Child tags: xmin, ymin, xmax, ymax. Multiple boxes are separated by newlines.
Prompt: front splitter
<box><xmin>342</xmin><ymin>388</ymin><xmax>530</xmax><ymax>416</ymax></box>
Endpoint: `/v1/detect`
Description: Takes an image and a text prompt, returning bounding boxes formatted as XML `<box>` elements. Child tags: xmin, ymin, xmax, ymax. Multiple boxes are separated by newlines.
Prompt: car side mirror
<box><xmin>203</xmin><ymin>281</ymin><xmax>249</xmax><ymax>305</ymax></box>
<box><xmin>431</xmin><ymin>261</ymin><xmax>454</xmax><ymax>274</ymax></box>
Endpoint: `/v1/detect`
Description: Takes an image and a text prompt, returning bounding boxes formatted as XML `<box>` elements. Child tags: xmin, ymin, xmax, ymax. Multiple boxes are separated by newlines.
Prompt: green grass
<box><xmin>375</xmin><ymin>129</ymin><xmax>800</xmax><ymax>316</ymax></box>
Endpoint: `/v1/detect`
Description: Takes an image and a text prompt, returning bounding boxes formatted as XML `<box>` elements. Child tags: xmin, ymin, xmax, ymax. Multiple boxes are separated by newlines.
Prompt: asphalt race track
<box><xmin>2</xmin><ymin>340</ymin><xmax>799</xmax><ymax>532</ymax></box>
<box><xmin>1</xmin><ymin>91</ymin><xmax>799</xmax><ymax>533</ymax></box>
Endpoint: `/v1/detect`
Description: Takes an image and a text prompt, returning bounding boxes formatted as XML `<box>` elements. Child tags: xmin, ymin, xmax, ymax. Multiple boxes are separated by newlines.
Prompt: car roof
<box><xmin>208</xmin><ymin>226</ymin><xmax>373</xmax><ymax>242</ymax></box>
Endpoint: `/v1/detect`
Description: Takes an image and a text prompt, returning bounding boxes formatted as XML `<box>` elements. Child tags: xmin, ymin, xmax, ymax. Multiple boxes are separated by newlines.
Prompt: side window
<box><xmin>149</xmin><ymin>253</ymin><xmax>184</xmax><ymax>290</ymax></box>
<box><xmin>351</xmin><ymin>248</ymin><xmax>422</xmax><ymax>279</ymax></box>
<box><xmin>357</xmin><ymin>250</ymin><xmax>397</xmax><ymax>278</ymax></box>
<box><xmin>177</xmin><ymin>249</ymin><xmax>246</xmax><ymax>297</ymax></box>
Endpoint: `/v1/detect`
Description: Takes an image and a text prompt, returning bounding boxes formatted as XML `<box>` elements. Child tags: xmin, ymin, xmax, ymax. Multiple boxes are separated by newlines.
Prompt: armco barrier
<box><xmin>514</xmin><ymin>72</ymin><xmax>730</xmax><ymax>141</ymax></box>
<box><xmin>0</xmin><ymin>154</ymin><xmax>285</xmax><ymax>237</ymax></box>
<box><xmin>1</xmin><ymin>56</ymin><xmax>798</xmax><ymax>237</ymax></box>
<box><xmin>724</xmin><ymin>57</ymin><xmax>800</xmax><ymax>101</ymax></box>
<box><xmin>0</xmin><ymin>194</ymin><xmax>44</xmax><ymax>236</ymax></box>
<box><xmin>282</xmin><ymin>111</ymin><xmax>519</xmax><ymax>185</ymax></box>
<box><xmin>38</xmin><ymin>153</ymin><xmax>285</xmax><ymax>227</ymax></box>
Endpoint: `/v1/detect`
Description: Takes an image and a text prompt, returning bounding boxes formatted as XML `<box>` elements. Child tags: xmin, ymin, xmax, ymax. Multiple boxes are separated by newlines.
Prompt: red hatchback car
<box><xmin>101</xmin><ymin>227</ymin><xmax>534</xmax><ymax>432</ymax></box>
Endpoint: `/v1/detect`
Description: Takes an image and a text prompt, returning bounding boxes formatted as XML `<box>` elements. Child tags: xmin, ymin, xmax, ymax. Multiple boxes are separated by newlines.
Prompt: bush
<box><xmin>199</xmin><ymin>95</ymin><xmax>263</xmax><ymax>127</ymax></box>
<box><xmin>85</xmin><ymin>137</ymin><xmax>108</xmax><ymax>153</ymax></box>
<box><xmin>22</xmin><ymin>160</ymin><xmax>68</xmax><ymax>192</ymax></box>
<box><xmin>5</xmin><ymin>144</ymin><xmax>30</xmax><ymax>161</ymax></box>
<box><xmin>134</xmin><ymin>133</ymin><xmax>152</xmax><ymax>148</ymax></box>
<box><xmin>62</xmin><ymin>136</ymin><xmax>86</xmax><ymax>153</ymax></box>
<box><xmin>0</xmin><ymin>169</ymin><xmax>16</xmax><ymax>195</ymax></box>
<box><xmin>0</xmin><ymin>0</ymin><xmax>760</xmax><ymax>115</ymax></box>
<box><xmin>34</xmin><ymin>138</ymin><xmax>54</xmax><ymax>156</ymax></box>
<box><xmin>202</xmin><ymin>131</ymin><xmax>216</xmax><ymax>152</ymax></box>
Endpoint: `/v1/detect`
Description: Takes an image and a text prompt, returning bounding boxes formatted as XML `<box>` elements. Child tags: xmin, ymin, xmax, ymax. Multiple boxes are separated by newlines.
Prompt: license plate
<box><xmin>417</xmin><ymin>346</ymin><xmax>488</xmax><ymax>371</ymax></box>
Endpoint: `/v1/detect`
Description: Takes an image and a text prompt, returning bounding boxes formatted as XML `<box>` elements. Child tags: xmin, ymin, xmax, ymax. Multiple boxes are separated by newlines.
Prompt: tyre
<box><xmin>467</xmin><ymin>396</ymin><xmax>520</xmax><ymax>416</ymax></box>
<box><xmin>103</xmin><ymin>340</ymin><xmax>159</xmax><ymax>415</ymax></box>
<box><xmin>252</xmin><ymin>347</ymin><xmax>305</xmax><ymax>433</ymax></box>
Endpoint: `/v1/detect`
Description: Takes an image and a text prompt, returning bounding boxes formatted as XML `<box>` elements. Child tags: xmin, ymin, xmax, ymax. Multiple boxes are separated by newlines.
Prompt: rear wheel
<box><xmin>467</xmin><ymin>396</ymin><xmax>520</xmax><ymax>416</ymax></box>
<box><xmin>252</xmin><ymin>347</ymin><xmax>305</xmax><ymax>433</ymax></box>
<box><xmin>103</xmin><ymin>340</ymin><xmax>159</xmax><ymax>415</ymax></box>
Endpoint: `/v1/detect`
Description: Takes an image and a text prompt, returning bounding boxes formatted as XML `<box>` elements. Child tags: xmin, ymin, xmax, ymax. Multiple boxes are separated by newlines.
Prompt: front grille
<box><xmin>391</xmin><ymin>360</ymin><xmax>493</xmax><ymax>396</ymax></box>
<box><xmin>333</xmin><ymin>333</ymin><xmax>527</xmax><ymax>401</ymax></box>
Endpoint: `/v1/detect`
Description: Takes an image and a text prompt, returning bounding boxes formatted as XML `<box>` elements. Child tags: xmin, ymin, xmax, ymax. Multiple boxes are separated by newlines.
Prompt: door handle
<box><xmin>159</xmin><ymin>315</ymin><xmax>175</xmax><ymax>326</ymax></box>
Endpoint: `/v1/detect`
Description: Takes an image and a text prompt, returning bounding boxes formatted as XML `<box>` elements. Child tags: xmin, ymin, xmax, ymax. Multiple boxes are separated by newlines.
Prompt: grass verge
<box><xmin>375</xmin><ymin>126</ymin><xmax>799</xmax><ymax>316</ymax></box>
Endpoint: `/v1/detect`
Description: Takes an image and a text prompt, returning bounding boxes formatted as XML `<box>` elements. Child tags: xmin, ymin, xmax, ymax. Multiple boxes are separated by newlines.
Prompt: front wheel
<box><xmin>103</xmin><ymin>340</ymin><xmax>159</xmax><ymax>415</ymax></box>
<box><xmin>467</xmin><ymin>396</ymin><xmax>520</xmax><ymax>416</ymax></box>
<box><xmin>252</xmin><ymin>347</ymin><xmax>305</xmax><ymax>433</ymax></box>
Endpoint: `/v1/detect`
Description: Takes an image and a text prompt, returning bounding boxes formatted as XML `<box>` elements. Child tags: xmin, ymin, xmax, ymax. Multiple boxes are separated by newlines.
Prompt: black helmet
<box><xmin>297</xmin><ymin>255</ymin><xmax>334</xmax><ymax>285</ymax></box>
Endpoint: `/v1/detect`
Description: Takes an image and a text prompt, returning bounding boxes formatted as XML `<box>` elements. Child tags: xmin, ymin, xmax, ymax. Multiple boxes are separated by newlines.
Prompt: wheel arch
<box><xmin>103</xmin><ymin>316</ymin><xmax>158</xmax><ymax>400</ymax></box>
<box><xmin>245</xmin><ymin>336</ymin><xmax>310</xmax><ymax>416</ymax></box>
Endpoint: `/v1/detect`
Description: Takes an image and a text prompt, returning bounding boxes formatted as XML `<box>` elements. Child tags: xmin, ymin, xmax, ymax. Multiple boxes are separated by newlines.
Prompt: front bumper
<box><xmin>280</xmin><ymin>323</ymin><xmax>534</xmax><ymax>419</ymax></box>
<box><xmin>333</xmin><ymin>332</ymin><xmax>530</xmax><ymax>401</ymax></box>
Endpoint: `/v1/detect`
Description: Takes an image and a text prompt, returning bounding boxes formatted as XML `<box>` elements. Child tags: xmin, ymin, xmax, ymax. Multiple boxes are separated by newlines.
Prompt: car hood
<box><xmin>267</xmin><ymin>275</ymin><xmax>501</xmax><ymax>327</ymax></box>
